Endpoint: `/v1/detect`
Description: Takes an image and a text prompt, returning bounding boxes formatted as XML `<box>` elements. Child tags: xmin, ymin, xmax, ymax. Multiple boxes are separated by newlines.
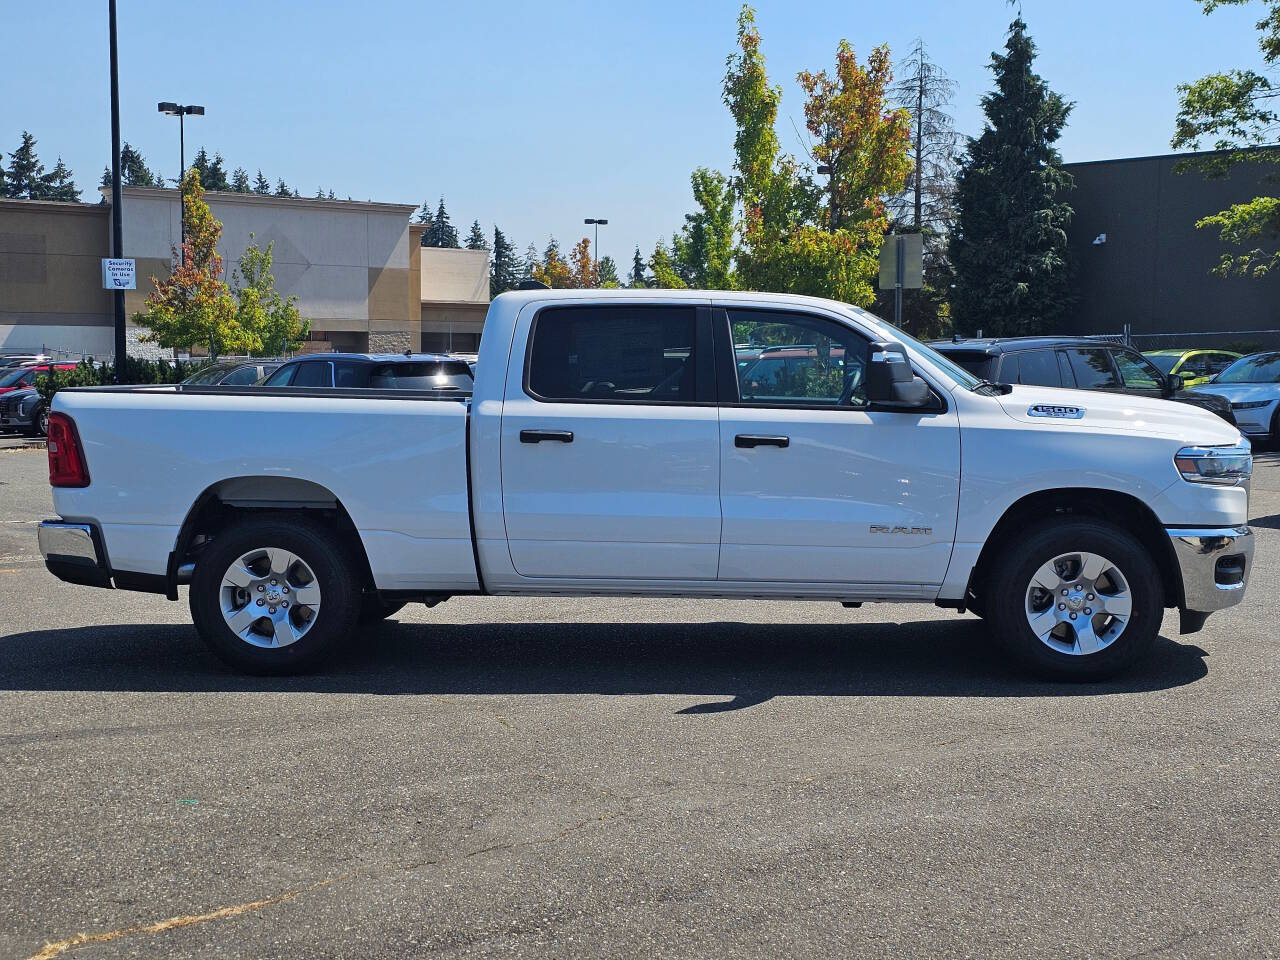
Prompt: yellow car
<box><xmin>1143</xmin><ymin>349</ymin><xmax>1242</xmax><ymax>388</ymax></box>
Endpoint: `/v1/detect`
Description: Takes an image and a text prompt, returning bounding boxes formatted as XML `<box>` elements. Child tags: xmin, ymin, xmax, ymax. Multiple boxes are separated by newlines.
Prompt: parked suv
<box><xmin>929</xmin><ymin>337</ymin><xmax>1236</xmax><ymax>424</ymax></box>
<box><xmin>259</xmin><ymin>353</ymin><xmax>474</xmax><ymax>391</ymax></box>
<box><xmin>0</xmin><ymin>363</ymin><xmax>78</xmax><ymax>397</ymax></box>
<box><xmin>0</xmin><ymin>386</ymin><xmax>48</xmax><ymax>436</ymax></box>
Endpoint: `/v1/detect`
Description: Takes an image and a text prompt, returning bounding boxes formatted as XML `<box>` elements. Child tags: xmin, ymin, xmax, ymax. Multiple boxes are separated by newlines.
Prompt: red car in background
<box><xmin>0</xmin><ymin>363</ymin><xmax>77</xmax><ymax>396</ymax></box>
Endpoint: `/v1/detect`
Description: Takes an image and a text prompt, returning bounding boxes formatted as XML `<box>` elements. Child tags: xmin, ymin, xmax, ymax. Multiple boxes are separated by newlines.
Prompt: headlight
<box><xmin>17</xmin><ymin>397</ymin><xmax>33</xmax><ymax>414</ymax></box>
<box><xmin>1231</xmin><ymin>400</ymin><xmax>1271</xmax><ymax>410</ymax></box>
<box><xmin>1174</xmin><ymin>444</ymin><xmax>1252</xmax><ymax>485</ymax></box>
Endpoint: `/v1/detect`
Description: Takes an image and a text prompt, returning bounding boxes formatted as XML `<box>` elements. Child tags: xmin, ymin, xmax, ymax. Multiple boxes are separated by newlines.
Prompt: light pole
<box><xmin>583</xmin><ymin>218</ymin><xmax>608</xmax><ymax>285</ymax></box>
<box><xmin>108</xmin><ymin>0</ymin><xmax>126</xmax><ymax>379</ymax></box>
<box><xmin>157</xmin><ymin>101</ymin><xmax>204</xmax><ymax>264</ymax></box>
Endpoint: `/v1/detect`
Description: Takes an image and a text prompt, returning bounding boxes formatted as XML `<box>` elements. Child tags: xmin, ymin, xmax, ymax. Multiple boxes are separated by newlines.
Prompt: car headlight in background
<box><xmin>1174</xmin><ymin>444</ymin><xmax>1253</xmax><ymax>485</ymax></box>
<box><xmin>17</xmin><ymin>397</ymin><xmax>34</xmax><ymax>415</ymax></box>
<box><xmin>1231</xmin><ymin>400</ymin><xmax>1272</xmax><ymax>410</ymax></box>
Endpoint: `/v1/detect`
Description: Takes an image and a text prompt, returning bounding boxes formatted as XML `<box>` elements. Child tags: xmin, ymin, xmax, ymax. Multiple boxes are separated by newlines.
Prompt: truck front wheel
<box><xmin>189</xmin><ymin>516</ymin><xmax>361</xmax><ymax>674</ymax></box>
<box><xmin>988</xmin><ymin>517</ymin><xmax>1163</xmax><ymax>680</ymax></box>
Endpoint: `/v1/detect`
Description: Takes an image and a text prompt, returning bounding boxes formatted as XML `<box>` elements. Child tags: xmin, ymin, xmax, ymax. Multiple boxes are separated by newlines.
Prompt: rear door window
<box><xmin>220</xmin><ymin>365</ymin><xmax>262</xmax><ymax>385</ymax></box>
<box><xmin>366</xmin><ymin>361</ymin><xmax>473</xmax><ymax>390</ymax></box>
<box><xmin>527</xmin><ymin>306</ymin><xmax>699</xmax><ymax>403</ymax></box>
<box><xmin>1009</xmin><ymin>349</ymin><xmax>1062</xmax><ymax>387</ymax></box>
<box><xmin>334</xmin><ymin>362</ymin><xmax>370</xmax><ymax>388</ymax></box>
<box><xmin>289</xmin><ymin>362</ymin><xmax>333</xmax><ymax>388</ymax></box>
<box><xmin>262</xmin><ymin>365</ymin><xmax>296</xmax><ymax>386</ymax></box>
<box><xmin>1066</xmin><ymin>349</ymin><xmax>1121</xmax><ymax>389</ymax></box>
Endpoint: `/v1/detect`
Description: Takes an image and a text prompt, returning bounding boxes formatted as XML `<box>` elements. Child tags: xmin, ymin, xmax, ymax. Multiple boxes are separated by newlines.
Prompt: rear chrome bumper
<box><xmin>1167</xmin><ymin>526</ymin><xmax>1253</xmax><ymax>618</ymax></box>
<box><xmin>38</xmin><ymin>520</ymin><xmax>112</xmax><ymax>588</ymax></box>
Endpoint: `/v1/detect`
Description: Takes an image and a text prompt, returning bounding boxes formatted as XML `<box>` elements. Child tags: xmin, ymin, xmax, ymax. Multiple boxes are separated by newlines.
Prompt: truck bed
<box><xmin>51</xmin><ymin>385</ymin><xmax>480</xmax><ymax>592</ymax></box>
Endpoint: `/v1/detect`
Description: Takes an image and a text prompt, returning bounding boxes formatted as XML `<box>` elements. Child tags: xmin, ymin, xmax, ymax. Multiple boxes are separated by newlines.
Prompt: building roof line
<box><xmin>101</xmin><ymin>185</ymin><xmax>417</xmax><ymax>215</ymax></box>
<box><xmin>1064</xmin><ymin>143</ymin><xmax>1280</xmax><ymax>169</ymax></box>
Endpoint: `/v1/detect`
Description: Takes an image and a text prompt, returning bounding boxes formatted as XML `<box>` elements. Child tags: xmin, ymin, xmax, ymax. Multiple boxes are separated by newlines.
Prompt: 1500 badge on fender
<box><xmin>870</xmin><ymin>525</ymin><xmax>933</xmax><ymax>535</ymax></box>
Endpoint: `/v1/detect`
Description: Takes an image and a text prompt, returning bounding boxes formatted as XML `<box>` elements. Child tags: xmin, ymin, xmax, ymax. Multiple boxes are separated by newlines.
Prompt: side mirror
<box><xmin>1167</xmin><ymin>373</ymin><xmax>1184</xmax><ymax>394</ymax></box>
<box><xmin>866</xmin><ymin>340</ymin><xmax>931</xmax><ymax>409</ymax></box>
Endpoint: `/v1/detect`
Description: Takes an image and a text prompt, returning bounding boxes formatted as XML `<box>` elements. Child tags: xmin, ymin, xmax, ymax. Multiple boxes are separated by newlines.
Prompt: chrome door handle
<box><xmin>520</xmin><ymin>429</ymin><xmax>574</xmax><ymax>444</ymax></box>
<box><xmin>735</xmin><ymin>434</ymin><xmax>789</xmax><ymax>448</ymax></box>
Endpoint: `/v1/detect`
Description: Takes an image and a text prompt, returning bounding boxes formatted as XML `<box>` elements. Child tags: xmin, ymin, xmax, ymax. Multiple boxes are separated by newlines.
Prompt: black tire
<box><xmin>358</xmin><ymin>597</ymin><xmax>407</xmax><ymax>624</ymax></box>
<box><xmin>988</xmin><ymin>517</ymin><xmax>1163</xmax><ymax>681</ymax></box>
<box><xmin>25</xmin><ymin>404</ymin><xmax>48</xmax><ymax>438</ymax></box>
<box><xmin>189</xmin><ymin>515</ymin><xmax>361</xmax><ymax>674</ymax></box>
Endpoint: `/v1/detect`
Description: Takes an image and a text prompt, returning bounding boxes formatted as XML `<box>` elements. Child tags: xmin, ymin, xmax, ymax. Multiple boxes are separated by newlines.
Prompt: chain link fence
<box><xmin>1083</xmin><ymin>325</ymin><xmax>1280</xmax><ymax>353</ymax></box>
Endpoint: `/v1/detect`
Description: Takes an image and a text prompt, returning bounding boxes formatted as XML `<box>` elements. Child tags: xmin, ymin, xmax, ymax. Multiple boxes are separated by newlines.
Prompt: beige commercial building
<box><xmin>0</xmin><ymin>189</ymin><xmax>490</xmax><ymax>359</ymax></box>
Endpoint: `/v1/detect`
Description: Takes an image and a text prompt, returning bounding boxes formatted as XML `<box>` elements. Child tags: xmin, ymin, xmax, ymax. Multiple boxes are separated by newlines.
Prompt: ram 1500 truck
<box><xmin>39</xmin><ymin>290</ymin><xmax>1254</xmax><ymax>679</ymax></box>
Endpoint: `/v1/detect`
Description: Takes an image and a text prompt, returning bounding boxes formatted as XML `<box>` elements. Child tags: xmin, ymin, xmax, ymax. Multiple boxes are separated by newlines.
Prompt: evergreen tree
<box><xmin>230</xmin><ymin>167</ymin><xmax>251</xmax><ymax>192</ymax></box>
<box><xmin>274</xmin><ymin>179</ymin><xmax>293</xmax><ymax>197</ymax></box>
<box><xmin>119</xmin><ymin>142</ymin><xmax>156</xmax><ymax>187</ymax></box>
<box><xmin>252</xmin><ymin>170</ymin><xmax>271</xmax><ymax>195</ymax></box>
<box><xmin>465</xmin><ymin>219</ymin><xmax>488</xmax><ymax>250</ymax></box>
<box><xmin>5</xmin><ymin>131</ymin><xmax>46</xmax><ymax>199</ymax></box>
<box><xmin>628</xmin><ymin>246</ymin><xmax>649</xmax><ymax>287</ymax></box>
<box><xmin>42</xmin><ymin>158</ymin><xmax>80</xmax><ymax>201</ymax></box>
<box><xmin>597</xmin><ymin>255</ymin><xmax>621</xmax><ymax>288</ymax></box>
<box><xmin>490</xmin><ymin>226</ymin><xmax>522</xmax><ymax>297</ymax></box>
<box><xmin>415</xmin><ymin>199</ymin><xmax>433</xmax><ymax>245</ymax></box>
<box><xmin>522</xmin><ymin>242</ymin><xmax>540</xmax><ymax>280</ymax></box>
<box><xmin>890</xmin><ymin>39</ymin><xmax>960</xmax><ymax>233</ymax></box>
<box><xmin>191</xmin><ymin>148</ymin><xmax>229</xmax><ymax>191</ymax></box>
<box><xmin>327</xmin><ymin>189</ymin><xmax>336</xmax><ymax>200</ymax></box>
<box><xmin>422</xmin><ymin>197</ymin><xmax>459</xmax><ymax>248</ymax></box>
<box><xmin>950</xmin><ymin>17</ymin><xmax>1075</xmax><ymax>337</ymax></box>
<box><xmin>533</xmin><ymin>237</ymin><xmax>572</xmax><ymax>287</ymax></box>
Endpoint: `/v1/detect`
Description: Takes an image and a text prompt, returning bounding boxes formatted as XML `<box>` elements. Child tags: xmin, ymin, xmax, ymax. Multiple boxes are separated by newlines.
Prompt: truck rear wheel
<box><xmin>988</xmin><ymin>517</ymin><xmax>1163</xmax><ymax>680</ymax></box>
<box><xmin>189</xmin><ymin>516</ymin><xmax>361</xmax><ymax>674</ymax></box>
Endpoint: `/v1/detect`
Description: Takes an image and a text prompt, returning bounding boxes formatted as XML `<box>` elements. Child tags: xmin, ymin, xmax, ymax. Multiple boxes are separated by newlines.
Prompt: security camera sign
<box><xmin>101</xmin><ymin>258</ymin><xmax>136</xmax><ymax>290</ymax></box>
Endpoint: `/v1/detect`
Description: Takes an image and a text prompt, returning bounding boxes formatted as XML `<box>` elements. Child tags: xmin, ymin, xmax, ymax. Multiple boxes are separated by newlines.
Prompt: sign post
<box><xmin>878</xmin><ymin>233</ymin><xmax>924</xmax><ymax>328</ymax></box>
<box><xmin>101</xmin><ymin>258</ymin><xmax>136</xmax><ymax>290</ymax></box>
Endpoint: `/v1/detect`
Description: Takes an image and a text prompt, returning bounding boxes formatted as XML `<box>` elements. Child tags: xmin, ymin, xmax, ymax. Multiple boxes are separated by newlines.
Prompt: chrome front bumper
<box><xmin>1167</xmin><ymin>526</ymin><xmax>1253</xmax><ymax>615</ymax></box>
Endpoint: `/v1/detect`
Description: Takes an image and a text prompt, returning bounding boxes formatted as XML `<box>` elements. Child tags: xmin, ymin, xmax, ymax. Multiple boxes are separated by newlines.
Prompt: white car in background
<box><xmin>1193</xmin><ymin>352</ymin><xmax>1280</xmax><ymax>443</ymax></box>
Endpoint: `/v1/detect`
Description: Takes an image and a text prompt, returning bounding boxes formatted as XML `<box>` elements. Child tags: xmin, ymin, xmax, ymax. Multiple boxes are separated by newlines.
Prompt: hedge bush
<box><xmin>35</xmin><ymin>357</ymin><xmax>212</xmax><ymax>403</ymax></box>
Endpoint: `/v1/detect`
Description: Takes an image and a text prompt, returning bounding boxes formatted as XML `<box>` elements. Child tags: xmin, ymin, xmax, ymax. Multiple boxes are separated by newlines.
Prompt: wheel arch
<box><xmin>168</xmin><ymin>476</ymin><xmax>375</xmax><ymax>600</ymax></box>
<box><xmin>967</xmin><ymin>488</ymin><xmax>1182</xmax><ymax>611</ymax></box>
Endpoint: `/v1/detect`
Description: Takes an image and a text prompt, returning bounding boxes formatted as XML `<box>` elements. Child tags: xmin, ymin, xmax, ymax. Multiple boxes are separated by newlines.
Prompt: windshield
<box><xmin>841</xmin><ymin>306</ymin><xmax>982</xmax><ymax>390</ymax></box>
<box><xmin>1145</xmin><ymin>353</ymin><xmax>1179</xmax><ymax>374</ymax></box>
<box><xmin>1216</xmin><ymin>353</ymin><xmax>1280</xmax><ymax>384</ymax></box>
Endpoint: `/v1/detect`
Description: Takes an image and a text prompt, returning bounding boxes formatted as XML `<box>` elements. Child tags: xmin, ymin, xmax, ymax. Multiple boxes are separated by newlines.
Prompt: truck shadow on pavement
<box><xmin>0</xmin><ymin>618</ymin><xmax>1209</xmax><ymax>709</ymax></box>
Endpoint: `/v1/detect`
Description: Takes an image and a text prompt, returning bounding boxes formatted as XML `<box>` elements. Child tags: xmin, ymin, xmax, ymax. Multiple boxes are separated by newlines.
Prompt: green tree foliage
<box><xmin>532</xmin><ymin>238</ymin><xmax>572</xmax><ymax>287</ymax></box>
<box><xmin>230</xmin><ymin>168</ymin><xmax>251</xmax><ymax>192</ymax></box>
<box><xmin>119</xmin><ymin>143</ymin><xmax>157</xmax><ymax>186</ymax></box>
<box><xmin>597</xmin><ymin>255</ymin><xmax>621</xmax><ymax>288</ymax></box>
<box><xmin>422</xmin><ymin>197</ymin><xmax>460</xmax><ymax>247</ymax></box>
<box><xmin>490</xmin><ymin>226</ymin><xmax>522</xmax><ymax>296</ymax></box>
<box><xmin>274</xmin><ymin>179</ymin><xmax>293</xmax><ymax>198</ymax></box>
<box><xmin>465</xmin><ymin>219</ymin><xmax>489</xmax><ymax>250</ymax></box>
<box><xmin>672</xmin><ymin>167</ymin><xmax>736</xmax><ymax>288</ymax></box>
<box><xmin>42</xmin><ymin>158</ymin><xmax>80</xmax><ymax>201</ymax></box>
<box><xmin>711</xmin><ymin>7</ymin><xmax>906</xmax><ymax>306</ymax></box>
<box><xmin>192</xmin><ymin>148</ymin><xmax>229</xmax><ymax>191</ymax></box>
<box><xmin>950</xmin><ymin>18</ymin><xmax>1075</xmax><ymax>337</ymax></box>
<box><xmin>36</xmin><ymin>356</ymin><xmax>210</xmax><ymax>398</ymax></box>
<box><xmin>5</xmin><ymin>131</ymin><xmax>45</xmax><ymax>198</ymax></box>
<box><xmin>232</xmin><ymin>234</ymin><xmax>309</xmax><ymax>356</ymax></box>
<box><xmin>522</xmin><ymin>242</ymin><xmax>540</xmax><ymax>280</ymax></box>
<box><xmin>649</xmin><ymin>240</ymin><xmax>688</xmax><ymax>288</ymax></box>
<box><xmin>1173</xmin><ymin>0</ymin><xmax>1280</xmax><ymax>277</ymax></box>
<box><xmin>253</xmin><ymin>170</ymin><xmax>271</xmax><ymax>195</ymax></box>
<box><xmin>132</xmin><ymin>170</ymin><xmax>249</xmax><ymax>358</ymax></box>
<box><xmin>628</xmin><ymin>246</ymin><xmax>650</xmax><ymax>287</ymax></box>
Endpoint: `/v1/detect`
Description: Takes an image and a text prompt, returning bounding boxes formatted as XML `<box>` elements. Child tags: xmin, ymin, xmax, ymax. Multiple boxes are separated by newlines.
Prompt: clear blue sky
<box><xmin>1</xmin><ymin>0</ymin><xmax>1267</xmax><ymax>269</ymax></box>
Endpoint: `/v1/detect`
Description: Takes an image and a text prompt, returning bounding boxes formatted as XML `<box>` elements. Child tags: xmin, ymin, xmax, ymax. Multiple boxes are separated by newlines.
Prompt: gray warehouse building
<box><xmin>1064</xmin><ymin>149</ymin><xmax>1280</xmax><ymax>346</ymax></box>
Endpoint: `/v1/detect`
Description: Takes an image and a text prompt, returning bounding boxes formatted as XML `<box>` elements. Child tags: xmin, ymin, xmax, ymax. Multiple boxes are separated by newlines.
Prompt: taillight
<box><xmin>47</xmin><ymin>412</ymin><xmax>90</xmax><ymax>487</ymax></box>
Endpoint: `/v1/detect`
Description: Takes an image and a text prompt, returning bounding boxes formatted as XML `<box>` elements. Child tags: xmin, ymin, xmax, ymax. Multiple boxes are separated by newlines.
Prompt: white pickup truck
<box><xmin>39</xmin><ymin>290</ymin><xmax>1254</xmax><ymax>679</ymax></box>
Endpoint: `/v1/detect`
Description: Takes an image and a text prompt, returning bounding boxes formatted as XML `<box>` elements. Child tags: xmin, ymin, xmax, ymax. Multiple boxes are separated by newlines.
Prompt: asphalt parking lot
<box><xmin>1</xmin><ymin>442</ymin><xmax>1277</xmax><ymax>959</ymax></box>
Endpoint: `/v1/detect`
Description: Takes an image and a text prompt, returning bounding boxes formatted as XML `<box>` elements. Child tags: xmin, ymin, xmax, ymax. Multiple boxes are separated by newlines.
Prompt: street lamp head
<box><xmin>184</xmin><ymin>105</ymin><xmax>205</xmax><ymax>116</ymax></box>
<box><xmin>816</xmin><ymin>164</ymin><xmax>832</xmax><ymax>176</ymax></box>
<box><xmin>596</xmin><ymin>219</ymin><xmax>608</xmax><ymax>225</ymax></box>
<box><xmin>584</xmin><ymin>217</ymin><xmax>609</xmax><ymax>225</ymax></box>
<box><xmin>584</xmin><ymin>218</ymin><xmax>594</xmax><ymax>225</ymax></box>
<box><xmin>157</xmin><ymin>102</ymin><xmax>180</xmax><ymax>115</ymax></box>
